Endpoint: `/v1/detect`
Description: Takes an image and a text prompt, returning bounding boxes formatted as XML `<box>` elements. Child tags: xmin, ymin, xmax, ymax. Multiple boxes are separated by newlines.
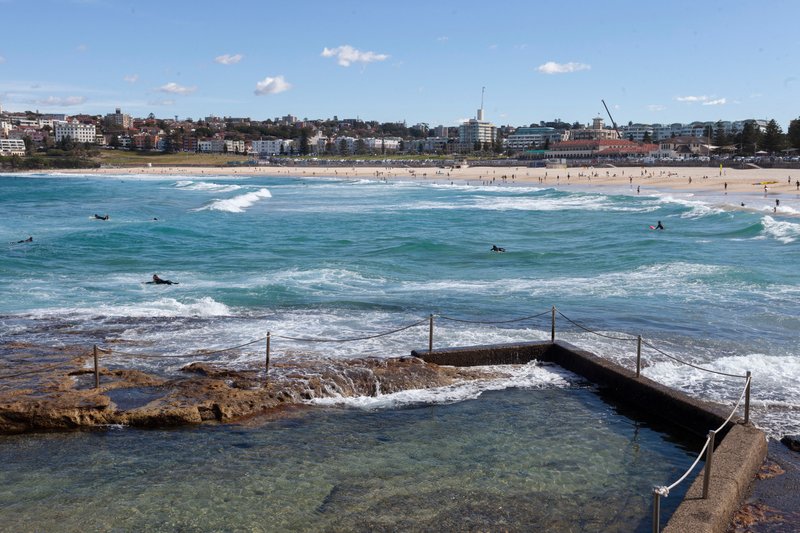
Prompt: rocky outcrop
<box><xmin>0</xmin><ymin>349</ymin><xmax>505</xmax><ymax>434</ymax></box>
<box><xmin>781</xmin><ymin>434</ymin><xmax>800</xmax><ymax>452</ymax></box>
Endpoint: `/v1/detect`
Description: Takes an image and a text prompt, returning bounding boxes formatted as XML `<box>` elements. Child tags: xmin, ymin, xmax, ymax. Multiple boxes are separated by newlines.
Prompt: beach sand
<box><xmin>54</xmin><ymin>164</ymin><xmax>800</xmax><ymax>213</ymax></box>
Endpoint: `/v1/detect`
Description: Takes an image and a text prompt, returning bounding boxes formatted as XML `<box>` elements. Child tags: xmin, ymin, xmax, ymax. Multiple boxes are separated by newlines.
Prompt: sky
<box><xmin>1</xmin><ymin>0</ymin><xmax>800</xmax><ymax>129</ymax></box>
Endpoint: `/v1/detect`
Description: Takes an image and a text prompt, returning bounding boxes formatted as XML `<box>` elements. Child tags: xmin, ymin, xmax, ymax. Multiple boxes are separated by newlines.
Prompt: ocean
<box><xmin>1</xmin><ymin>171</ymin><xmax>798</xmax><ymax>438</ymax></box>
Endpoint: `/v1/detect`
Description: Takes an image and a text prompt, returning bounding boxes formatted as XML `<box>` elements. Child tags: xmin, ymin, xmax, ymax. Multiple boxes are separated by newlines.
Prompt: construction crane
<box><xmin>601</xmin><ymin>99</ymin><xmax>621</xmax><ymax>139</ymax></box>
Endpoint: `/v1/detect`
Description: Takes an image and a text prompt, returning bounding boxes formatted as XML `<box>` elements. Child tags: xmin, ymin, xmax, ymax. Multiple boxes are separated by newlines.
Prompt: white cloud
<box><xmin>147</xmin><ymin>99</ymin><xmax>175</xmax><ymax>106</ymax></box>
<box><xmin>675</xmin><ymin>95</ymin><xmax>708</xmax><ymax>102</ymax></box>
<box><xmin>321</xmin><ymin>45</ymin><xmax>389</xmax><ymax>67</ymax></box>
<box><xmin>436</xmin><ymin>36</ymin><xmax>449</xmax><ymax>42</ymax></box>
<box><xmin>647</xmin><ymin>104</ymin><xmax>666</xmax><ymax>112</ymax></box>
<box><xmin>76</xmin><ymin>44</ymin><xmax>88</xmax><ymax>53</ymax></box>
<box><xmin>158</xmin><ymin>82</ymin><xmax>196</xmax><ymax>95</ymax></box>
<box><xmin>0</xmin><ymin>55</ymin><xmax>5</xmax><ymax>64</ymax></box>
<box><xmin>215</xmin><ymin>53</ymin><xmax>243</xmax><ymax>65</ymax></box>
<box><xmin>254</xmin><ymin>75</ymin><xmax>291</xmax><ymax>95</ymax></box>
<box><xmin>34</xmin><ymin>95</ymin><xmax>86</xmax><ymax>106</ymax></box>
<box><xmin>536</xmin><ymin>61</ymin><xmax>591</xmax><ymax>74</ymax></box>
<box><xmin>703</xmin><ymin>98</ymin><xmax>727</xmax><ymax>106</ymax></box>
<box><xmin>123</xmin><ymin>74</ymin><xmax>139</xmax><ymax>83</ymax></box>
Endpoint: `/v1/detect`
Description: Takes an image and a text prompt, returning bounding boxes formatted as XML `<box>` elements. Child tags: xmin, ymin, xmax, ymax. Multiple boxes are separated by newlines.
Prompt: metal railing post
<box><xmin>652</xmin><ymin>488</ymin><xmax>661</xmax><ymax>533</ymax></box>
<box><xmin>265</xmin><ymin>332</ymin><xmax>271</xmax><ymax>384</ymax></box>
<box><xmin>744</xmin><ymin>371</ymin><xmax>751</xmax><ymax>424</ymax></box>
<box><xmin>551</xmin><ymin>306</ymin><xmax>556</xmax><ymax>342</ymax></box>
<box><xmin>636</xmin><ymin>335</ymin><xmax>642</xmax><ymax>377</ymax></box>
<box><xmin>702</xmin><ymin>430</ymin><xmax>716</xmax><ymax>499</ymax></box>
<box><xmin>93</xmin><ymin>344</ymin><xmax>99</xmax><ymax>389</ymax></box>
<box><xmin>428</xmin><ymin>314</ymin><xmax>434</xmax><ymax>352</ymax></box>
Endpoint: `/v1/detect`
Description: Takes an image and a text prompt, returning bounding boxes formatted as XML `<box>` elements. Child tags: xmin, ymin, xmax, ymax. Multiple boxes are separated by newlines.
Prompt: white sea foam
<box><xmin>198</xmin><ymin>188</ymin><xmax>272</xmax><ymax>212</ymax></box>
<box><xmin>401</xmin><ymin>262</ymin><xmax>730</xmax><ymax>301</ymax></box>
<box><xmin>27</xmin><ymin>296</ymin><xmax>231</xmax><ymax>320</ymax></box>
<box><xmin>267</xmin><ymin>268</ymin><xmax>388</xmax><ymax>294</ymax></box>
<box><xmin>760</xmin><ymin>215</ymin><xmax>800</xmax><ymax>243</ymax></box>
<box><xmin>403</xmin><ymin>193</ymin><xmax>654</xmax><ymax>213</ymax></box>
<box><xmin>310</xmin><ymin>361</ymin><xmax>572</xmax><ymax>409</ymax></box>
<box><xmin>657</xmin><ymin>195</ymin><xmax>726</xmax><ymax>219</ymax></box>
<box><xmin>174</xmin><ymin>180</ymin><xmax>242</xmax><ymax>193</ymax></box>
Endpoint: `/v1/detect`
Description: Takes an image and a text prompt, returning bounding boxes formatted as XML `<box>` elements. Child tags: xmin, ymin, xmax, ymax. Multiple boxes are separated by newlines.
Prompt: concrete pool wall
<box><xmin>412</xmin><ymin>340</ymin><xmax>768</xmax><ymax>532</ymax></box>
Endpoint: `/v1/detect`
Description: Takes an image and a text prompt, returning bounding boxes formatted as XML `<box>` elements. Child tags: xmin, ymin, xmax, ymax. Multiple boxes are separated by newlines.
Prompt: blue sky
<box><xmin>2</xmin><ymin>0</ymin><xmax>799</xmax><ymax>128</ymax></box>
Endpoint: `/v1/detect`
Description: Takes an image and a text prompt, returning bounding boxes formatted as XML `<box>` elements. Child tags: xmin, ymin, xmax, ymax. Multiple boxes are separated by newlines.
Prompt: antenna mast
<box><xmin>477</xmin><ymin>87</ymin><xmax>486</xmax><ymax>121</ymax></box>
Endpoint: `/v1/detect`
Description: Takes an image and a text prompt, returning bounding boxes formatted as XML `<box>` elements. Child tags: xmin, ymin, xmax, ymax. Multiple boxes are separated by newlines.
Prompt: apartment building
<box><xmin>54</xmin><ymin>121</ymin><xmax>96</xmax><ymax>144</ymax></box>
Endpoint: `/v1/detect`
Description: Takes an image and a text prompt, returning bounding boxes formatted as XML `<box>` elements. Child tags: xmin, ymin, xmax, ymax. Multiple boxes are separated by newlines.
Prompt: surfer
<box><xmin>148</xmin><ymin>274</ymin><xmax>177</xmax><ymax>285</ymax></box>
<box><xmin>655</xmin><ymin>221</ymin><xmax>664</xmax><ymax>230</ymax></box>
<box><xmin>491</xmin><ymin>245</ymin><xmax>506</xmax><ymax>253</ymax></box>
<box><xmin>93</xmin><ymin>214</ymin><xmax>109</xmax><ymax>220</ymax></box>
<box><xmin>15</xmin><ymin>236</ymin><xmax>33</xmax><ymax>243</ymax></box>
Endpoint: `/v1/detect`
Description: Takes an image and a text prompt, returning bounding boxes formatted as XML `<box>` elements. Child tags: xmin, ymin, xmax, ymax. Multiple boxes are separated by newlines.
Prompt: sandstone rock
<box><xmin>0</xmin><ymin>347</ymin><xmax>510</xmax><ymax>434</ymax></box>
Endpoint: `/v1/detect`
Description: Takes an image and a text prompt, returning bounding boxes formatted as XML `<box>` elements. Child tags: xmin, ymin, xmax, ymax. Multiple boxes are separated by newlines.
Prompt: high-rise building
<box><xmin>458</xmin><ymin>101</ymin><xmax>496</xmax><ymax>152</ymax></box>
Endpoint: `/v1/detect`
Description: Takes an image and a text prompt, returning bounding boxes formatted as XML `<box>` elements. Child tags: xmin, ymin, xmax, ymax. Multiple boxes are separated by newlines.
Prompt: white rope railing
<box><xmin>651</xmin><ymin>374</ymin><xmax>752</xmax><ymax>532</ymax></box>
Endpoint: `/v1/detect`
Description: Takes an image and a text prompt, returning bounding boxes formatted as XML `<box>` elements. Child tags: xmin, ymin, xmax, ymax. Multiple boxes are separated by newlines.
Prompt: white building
<box><xmin>225</xmin><ymin>139</ymin><xmax>246</xmax><ymax>154</ymax></box>
<box><xmin>251</xmin><ymin>139</ymin><xmax>294</xmax><ymax>156</ymax></box>
<box><xmin>458</xmin><ymin>109</ymin><xmax>497</xmax><ymax>152</ymax></box>
<box><xmin>504</xmin><ymin>127</ymin><xmax>563</xmax><ymax>151</ymax></box>
<box><xmin>363</xmin><ymin>137</ymin><xmax>401</xmax><ymax>153</ymax></box>
<box><xmin>54</xmin><ymin>121</ymin><xmax>96</xmax><ymax>144</ymax></box>
<box><xmin>0</xmin><ymin>138</ymin><xmax>26</xmax><ymax>156</ymax></box>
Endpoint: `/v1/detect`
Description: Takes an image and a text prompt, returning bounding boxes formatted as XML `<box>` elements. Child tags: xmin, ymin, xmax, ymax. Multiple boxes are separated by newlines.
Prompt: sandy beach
<box><xmin>53</xmin><ymin>164</ymin><xmax>800</xmax><ymax>213</ymax></box>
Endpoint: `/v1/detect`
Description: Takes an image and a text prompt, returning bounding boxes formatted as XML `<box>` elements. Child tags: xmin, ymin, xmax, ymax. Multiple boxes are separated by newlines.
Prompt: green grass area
<box><xmin>94</xmin><ymin>150</ymin><xmax>251</xmax><ymax>167</ymax></box>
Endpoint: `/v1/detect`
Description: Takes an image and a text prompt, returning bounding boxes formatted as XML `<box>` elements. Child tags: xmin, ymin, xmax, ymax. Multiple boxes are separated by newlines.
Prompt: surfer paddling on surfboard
<box><xmin>649</xmin><ymin>221</ymin><xmax>664</xmax><ymax>230</ymax></box>
<box><xmin>146</xmin><ymin>274</ymin><xmax>178</xmax><ymax>285</ymax></box>
<box><xmin>491</xmin><ymin>245</ymin><xmax>506</xmax><ymax>253</ymax></box>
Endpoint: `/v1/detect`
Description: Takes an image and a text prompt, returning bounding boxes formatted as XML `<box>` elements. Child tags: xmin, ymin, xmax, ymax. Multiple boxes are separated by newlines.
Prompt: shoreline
<box><xmin>45</xmin><ymin>163</ymin><xmax>800</xmax><ymax>216</ymax></box>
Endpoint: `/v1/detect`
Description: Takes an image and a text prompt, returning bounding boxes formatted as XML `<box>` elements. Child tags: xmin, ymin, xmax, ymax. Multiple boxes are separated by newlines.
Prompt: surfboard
<box><xmin>649</xmin><ymin>225</ymin><xmax>655</xmax><ymax>230</ymax></box>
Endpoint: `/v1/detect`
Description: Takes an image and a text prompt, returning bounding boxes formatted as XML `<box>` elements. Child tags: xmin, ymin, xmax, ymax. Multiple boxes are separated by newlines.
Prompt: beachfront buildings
<box><xmin>547</xmin><ymin>139</ymin><xmax>658</xmax><ymax>160</ymax></box>
<box><xmin>504</xmin><ymin>127</ymin><xmax>564</xmax><ymax>151</ymax></box>
<box><xmin>619</xmin><ymin>120</ymin><xmax>769</xmax><ymax>142</ymax></box>
<box><xmin>567</xmin><ymin>117</ymin><xmax>620</xmax><ymax>141</ymax></box>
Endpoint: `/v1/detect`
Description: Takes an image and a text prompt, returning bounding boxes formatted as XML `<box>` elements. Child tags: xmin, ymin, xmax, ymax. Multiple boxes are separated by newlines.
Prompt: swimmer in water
<box><xmin>491</xmin><ymin>245</ymin><xmax>506</xmax><ymax>252</ymax></box>
<box><xmin>93</xmin><ymin>214</ymin><xmax>109</xmax><ymax>220</ymax></box>
<box><xmin>655</xmin><ymin>221</ymin><xmax>664</xmax><ymax>230</ymax></box>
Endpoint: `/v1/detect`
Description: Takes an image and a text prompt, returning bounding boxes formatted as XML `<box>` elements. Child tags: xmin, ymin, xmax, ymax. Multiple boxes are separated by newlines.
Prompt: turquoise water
<box><xmin>1</xmin><ymin>172</ymin><xmax>799</xmax><ymax>436</ymax></box>
<box><xmin>0</xmin><ymin>387</ymin><xmax>695</xmax><ymax>532</ymax></box>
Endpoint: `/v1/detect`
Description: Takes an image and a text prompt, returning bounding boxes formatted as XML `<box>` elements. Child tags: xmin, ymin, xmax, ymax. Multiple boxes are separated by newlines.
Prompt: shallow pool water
<box><xmin>0</xmin><ymin>387</ymin><xmax>694</xmax><ymax>532</ymax></box>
